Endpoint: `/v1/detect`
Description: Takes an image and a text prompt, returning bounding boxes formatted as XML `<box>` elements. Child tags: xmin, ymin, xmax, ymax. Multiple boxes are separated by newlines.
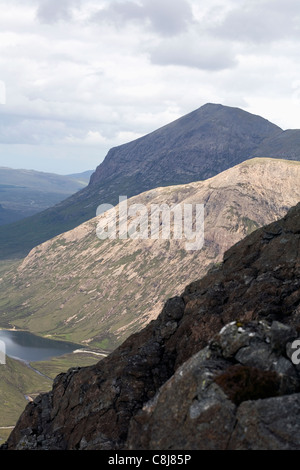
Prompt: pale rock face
<box><xmin>3</xmin><ymin>158</ymin><xmax>300</xmax><ymax>351</ymax></box>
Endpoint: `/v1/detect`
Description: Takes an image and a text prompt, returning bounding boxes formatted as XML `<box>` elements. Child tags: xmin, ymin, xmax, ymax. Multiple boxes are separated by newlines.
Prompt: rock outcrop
<box><xmin>127</xmin><ymin>320</ymin><xmax>300</xmax><ymax>450</ymax></box>
<box><xmin>3</xmin><ymin>202</ymin><xmax>300</xmax><ymax>450</ymax></box>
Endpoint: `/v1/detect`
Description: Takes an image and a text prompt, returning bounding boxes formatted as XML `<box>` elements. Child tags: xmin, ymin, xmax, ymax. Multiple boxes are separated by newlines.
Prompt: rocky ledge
<box><xmin>127</xmin><ymin>319</ymin><xmax>300</xmax><ymax>450</ymax></box>
<box><xmin>2</xmin><ymin>202</ymin><xmax>300</xmax><ymax>450</ymax></box>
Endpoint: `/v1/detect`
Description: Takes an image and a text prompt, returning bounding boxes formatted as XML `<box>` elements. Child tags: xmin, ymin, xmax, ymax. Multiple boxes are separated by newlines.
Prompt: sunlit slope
<box><xmin>1</xmin><ymin>158</ymin><xmax>299</xmax><ymax>350</ymax></box>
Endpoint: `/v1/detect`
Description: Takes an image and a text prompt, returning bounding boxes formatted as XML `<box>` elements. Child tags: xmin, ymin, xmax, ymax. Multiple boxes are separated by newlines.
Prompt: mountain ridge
<box><xmin>89</xmin><ymin>102</ymin><xmax>282</xmax><ymax>185</ymax></box>
<box><xmin>1</xmin><ymin>158</ymin><xmax>299</xmax><ymax>351</ymax></box>
<box><xmin>1</xmin><ymin>103</ymin><xmax>299</xmax><ymax>260</ymax></box>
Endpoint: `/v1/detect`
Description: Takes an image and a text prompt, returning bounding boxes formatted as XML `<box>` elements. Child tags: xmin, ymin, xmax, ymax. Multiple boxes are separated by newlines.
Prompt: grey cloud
<box><xmin>36</xmin><ymin>0</ymin><xmax>82</xmax><ymax>24</ymax></box>
<box><xmin>143</xmin><ymin>0</ymin><xmax>194</xmax><ymax>36</ymax></box>
<box><xmin>0</xmin><ymin>114</ymin><xmax>69</xmax><ymax>145</ymax></box>
<box><xmin>150</xmin><ymin>36</ymin><xmax>238</xmax><ymax>71</ymax></box>
<box><xmin>93</xmin><ymin>0</ymin><xmax>194</xmax><ymax>36</ymax></box>
<box><xmin>211</xmin><ymin>0</ymin><xmax>300</xmax><ymax>43</ymax></box>
<box><xmin>93</xmin><ymin>1</ymin><xmax>144</xmax><ymax>26</ymax></box>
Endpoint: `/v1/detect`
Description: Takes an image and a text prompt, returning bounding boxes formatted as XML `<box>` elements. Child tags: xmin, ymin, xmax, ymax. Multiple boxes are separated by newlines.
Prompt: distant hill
<box><xmin>65</xmin><ymin>170</ymin><xmax>94</xmax><ymax>183</ymax></box>
<box><xmin>2</xmin><ymin>158</ymin><xmax>299</xmax><ymax>350</ymax></box>
<box><xmin>1</xmin><ymin>103</ymin><xmax>300</xmax><ymax>259</ymax></box>
<box><xmin>0</xmin><ymin>167</ymin><xmax>93</xmax><ymax>226</ymax></box>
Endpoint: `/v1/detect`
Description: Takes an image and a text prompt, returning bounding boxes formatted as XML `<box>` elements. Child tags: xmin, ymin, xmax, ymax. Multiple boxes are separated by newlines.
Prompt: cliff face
<box><xmin>3</xmin><ymin>202</ymin><xmax>300</xmax><ymax>450</ymax></box>
<box><xmin>89</xmin><ymin>103</ymin><xmax>281</xmax><ymax>187</ymax></box>
<box><xmin>3</xmin><ymin>158</ymin><xmax>300</xmax><ymax>350</ymax></box>
<box><xmin>127</xmin><ymin>319</ymin><xmax>300</xmax><ymax>450</ymax></box>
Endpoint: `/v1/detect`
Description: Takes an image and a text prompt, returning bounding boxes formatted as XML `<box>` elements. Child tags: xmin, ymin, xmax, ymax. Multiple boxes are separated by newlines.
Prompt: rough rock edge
<box><xmin>126</xmin><ymin>319</ymin><xmax>300</xmax><ymax>450</ymax></box>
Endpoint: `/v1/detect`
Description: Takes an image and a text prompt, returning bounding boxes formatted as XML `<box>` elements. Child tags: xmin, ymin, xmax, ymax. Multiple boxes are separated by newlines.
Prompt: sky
<box><xmin>1</xmin><ymin>0</ymin><xmax>300</xmax><ymax>174</ymax></box>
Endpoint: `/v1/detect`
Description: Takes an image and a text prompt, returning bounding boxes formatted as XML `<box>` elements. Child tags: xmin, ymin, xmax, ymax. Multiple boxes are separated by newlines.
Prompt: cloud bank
<box><xmin>0</xmin><ymin>0</ymin><xmax>299</xmax><ymax>173</ymax></box>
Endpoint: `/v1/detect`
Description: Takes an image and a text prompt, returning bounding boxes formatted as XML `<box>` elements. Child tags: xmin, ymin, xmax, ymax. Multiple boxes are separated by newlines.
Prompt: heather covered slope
<box><xmin>1</xmin><ymin>102</ymin><xmax>297</xmax><ymax>260</ymax></box>
<box><xmin>1</xmin><ymin>158</ymin><xmax>299</xmax><ymax>351</ymax></box>
<box><xmin>3</xmin><ymin>201</ymin><xmax>300</xmax><ymax>450</ymax></box>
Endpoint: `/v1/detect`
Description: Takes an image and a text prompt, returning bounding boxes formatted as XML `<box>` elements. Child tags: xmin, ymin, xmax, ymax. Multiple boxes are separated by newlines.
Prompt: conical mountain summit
<box><xmin>2</xmin><ymin>103</ymin><xmax>300</xmax><ymax>259</ymax></box>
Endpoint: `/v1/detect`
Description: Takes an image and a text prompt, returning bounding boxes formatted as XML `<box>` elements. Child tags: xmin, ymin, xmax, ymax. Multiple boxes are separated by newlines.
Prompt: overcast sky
<box><xmin>1</xmin><ymin>0</ymin><xmax>300</xmax><ymax>174</ymax></box>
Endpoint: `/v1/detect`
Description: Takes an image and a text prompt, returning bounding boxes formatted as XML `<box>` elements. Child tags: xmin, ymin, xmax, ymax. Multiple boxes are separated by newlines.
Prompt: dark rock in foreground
<box><xmin>2</xmin><ymin>202</ymin><xmax>300</xmax><ymax>450</ymax></box>
<box><xmin>127</xmin><ymin>320</ymin><xmax>300</xmax><ymax>450</ymax></box>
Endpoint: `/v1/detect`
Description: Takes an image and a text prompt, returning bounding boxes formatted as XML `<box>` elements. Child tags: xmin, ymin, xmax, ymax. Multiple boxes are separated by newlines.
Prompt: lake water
<box><xmin>0</xmin><ymin>329</ymin><xmax>80</xmax><ymax>362</ymax></box>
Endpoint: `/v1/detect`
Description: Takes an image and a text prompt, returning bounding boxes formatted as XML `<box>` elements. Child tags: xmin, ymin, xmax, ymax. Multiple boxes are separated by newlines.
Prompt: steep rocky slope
<box><xmin>3</xmin><ymin>201</ymin><xmax>300</xmax><ymax>450</ymax></box>
<box><xmin>1</xmin><ymin>102</ymin><xmax>299</xmax><ymax>260</ymax></box>
<box><xmin>89</xmin><ymin>103</ymin><xmax>281</xmax><ymax>187</ymax></box>
<box><xmin>1</xmin><ymin>158</ymin><xmax>300</xmax><ymax>351</ymax></box>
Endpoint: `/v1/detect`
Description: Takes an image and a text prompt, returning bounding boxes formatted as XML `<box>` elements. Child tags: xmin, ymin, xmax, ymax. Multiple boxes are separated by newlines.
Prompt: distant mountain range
<box><xmin>1</xmin><ymin>103</ymin><xmax>300</xmax><ymax>260</ymax></box>
<box><xmin>2</xmin><ymin>158</ymin><xmax>299</xmax><ymax>350</ymax></box>
<box><xmin>0</xmin><ymin>167</ymin><xmax>93</xmax><ymax>226</ymax></box>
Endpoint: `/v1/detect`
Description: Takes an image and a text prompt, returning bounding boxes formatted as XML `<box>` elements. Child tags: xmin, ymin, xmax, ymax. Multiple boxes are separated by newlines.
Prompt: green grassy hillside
<box><xmin>0</xmin><ymin>351</ymin><xmax>101</xmax><ymax>443</ymax></box>
<box><xmin>0</xmin><ymin>356</ymin><xmax>52</xmax><ymax>443</ymax></box>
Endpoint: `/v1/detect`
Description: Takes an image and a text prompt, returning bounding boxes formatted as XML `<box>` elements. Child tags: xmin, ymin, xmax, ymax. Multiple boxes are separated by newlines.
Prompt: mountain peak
<box><xmin>199</xmin><ymin>101</ymin><xmax>226</xmax><ymax>110</ymax></box>
<box><xmin>194</xmin><ymin>102</ymin><xmax>280</xmax><ymax>126</ymax></box>
<box><xmin>0</xmin><ymin>103</ymin><xmax>297</xmax><ymax>260</ymax></box>
<box><xmin>89</xmin><ymin>102</ymin><xmax>281</xmax><ymax>186</ymax></box>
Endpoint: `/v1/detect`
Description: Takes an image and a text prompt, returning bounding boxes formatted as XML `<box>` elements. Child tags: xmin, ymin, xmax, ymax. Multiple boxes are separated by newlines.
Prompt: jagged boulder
<box><xmin>2</xmin><ymin>202</ymin><xmax>300</xmax><ymax>450</ymax></box>
<box><xmin>126</xmin><ymin>320</ymin><xmax>300</xmax><ymax>450</ymax></box>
